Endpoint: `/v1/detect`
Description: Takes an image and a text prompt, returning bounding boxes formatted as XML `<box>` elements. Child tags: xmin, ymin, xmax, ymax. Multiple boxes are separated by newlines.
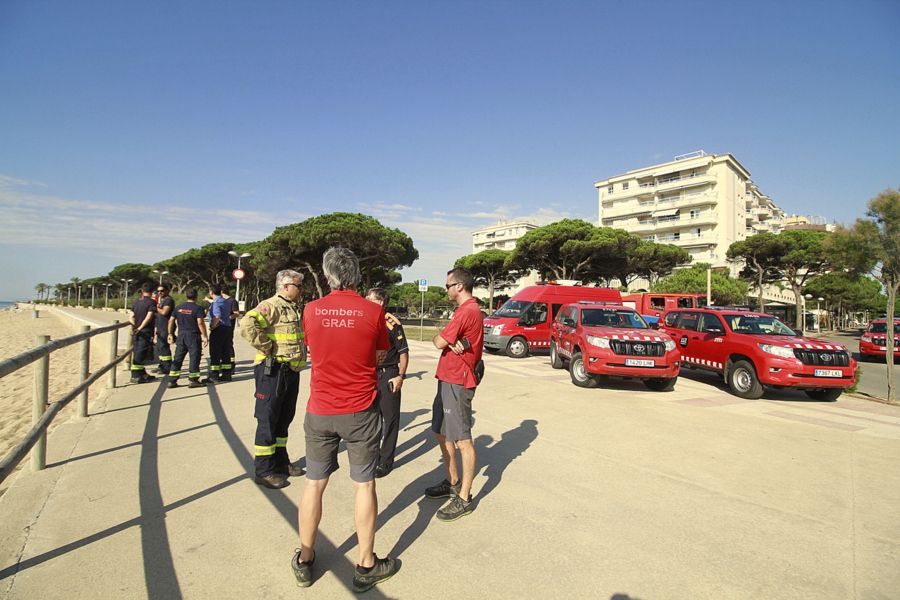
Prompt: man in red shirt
<box><xmin>425</xmin><ymin>267</ymin><xmax>484</xmax><ymax>522</ymax></box>
<box><xmin>293</xmin><ymin>247</ymin><xmax>400</xmax><ymax>594</ymax></box>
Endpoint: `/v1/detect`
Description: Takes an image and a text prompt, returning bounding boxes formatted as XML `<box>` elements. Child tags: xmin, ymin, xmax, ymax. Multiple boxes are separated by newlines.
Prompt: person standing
<box><xmin>207</xmin><ymin>284</ymin><xmax>233</xmax><ymax>382</ymax></box>
<box><xmin>292</xmin><ymin>248</ymin><xmax>399</xmax><ymax>593</ymax></box>
<box><xmin>154</xmin><ymin>284</ymin><xmax>175</xmax><ymax>375</ymax></box>
<box><xmin>365</xmin><ymin>288</ymin><xmax>409</xmax><ymax>478</ymax></box>
<box><xmin>240</xmin><ymin>270</ymin><xmax>307</xmax><ymax>489</ymax></box>
<box><xmin>166</xmin><ymin>288</ymin><xmax>210</xmax><ymax>388</ymax></box>
<box><xmin>129</xmin><ymin>282</ymin><xmax>158</xmax><ymax>384</ymax></box>
<box><xmin>222</xmin><ymin>286</ymin><xmax>240</xmax><ymax>375</ymax></box>
<box><xmin>425</xmin><ymin>267</ymin><xmax>484</xmax><ymax>521</ymax></box>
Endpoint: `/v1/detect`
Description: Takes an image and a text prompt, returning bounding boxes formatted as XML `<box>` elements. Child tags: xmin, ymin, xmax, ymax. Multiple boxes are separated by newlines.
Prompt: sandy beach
<box><xmin>0</xmin><ymin>304</ymin><xmax>118</xmax><ymax>475</ymax></box>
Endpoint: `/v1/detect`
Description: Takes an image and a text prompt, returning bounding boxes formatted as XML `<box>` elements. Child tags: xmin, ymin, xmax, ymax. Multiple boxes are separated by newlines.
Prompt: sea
<box><xmin>0</xmin><ymin>301</ymin><xmax>16</xmax><ymax>310</ymax></box>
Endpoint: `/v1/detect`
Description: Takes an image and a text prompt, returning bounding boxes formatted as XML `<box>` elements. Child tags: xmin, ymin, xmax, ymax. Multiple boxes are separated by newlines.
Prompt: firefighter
<box><xmin>166</xmin><ymin>288</ymin><xmax>210</xmax><ymax>388</ymax></box>
<box><xmin>207</xmin><ymin>284</ymin><xmax>233</xmax><ymax>382</ymax></box>
<box><xmin>154</xmin><ymin>284</ymin><xmax>175</xmax><ymax>374</ymax></box>
<box><xmin>129</xmin><ymin>282</ymin><xmax>157</xmax><ymax>383</ymax></box>
<box><xmin>222</xmin><ymin>286</ymin><xmax>240</xmax><ymax>374</ymax></box>
<box><xmin>240</xmin><ymin>269</ymin><xmax>307</xmax><ymax>489</ymax></box>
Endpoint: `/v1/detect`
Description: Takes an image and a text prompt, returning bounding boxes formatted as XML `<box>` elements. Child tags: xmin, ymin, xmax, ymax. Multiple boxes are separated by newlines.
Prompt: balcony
<box><xmin>655</xmin><ymin>172</ymin><xmax>716</xmax><ymax>192</ymax></box>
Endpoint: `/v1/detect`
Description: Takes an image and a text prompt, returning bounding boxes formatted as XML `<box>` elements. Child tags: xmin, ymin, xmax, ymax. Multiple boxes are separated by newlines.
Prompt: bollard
<box><xmin>32</xmin><ymin>309</ymin><xmax>39</xmax><ymax>319</ymax></box>
<box><xmin>78</xmin><ymin>325</ymin><xmax>91</xmax><ymax>418</ymax></box>
<box><xmin>108</xmin><ymin>321</ymin><xmax>119</xmax><ymax>389</ymax></box>
<box><xmin>32</xmin><ymin>335</ymin><xmax>49</xmax><ymax>471</ymax></box>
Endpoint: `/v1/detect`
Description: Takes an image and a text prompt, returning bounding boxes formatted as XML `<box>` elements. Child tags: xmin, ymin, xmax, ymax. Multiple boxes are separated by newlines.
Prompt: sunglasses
<box><xmin>445</xmin><ymin>282</ymin><xmax>461</xmax><ymax>290</ymax></box>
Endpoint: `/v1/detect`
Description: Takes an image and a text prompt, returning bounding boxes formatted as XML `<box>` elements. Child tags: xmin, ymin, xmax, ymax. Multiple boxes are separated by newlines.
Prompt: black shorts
<box><xmin>430</xmin><ymin>380</ymin><xmax>475</xmax><ymax>441</ymax></box>
<box><xmin>304</xmin><ymin>406</ymin><xmax>381</xmax><ymax>482</ymax></box>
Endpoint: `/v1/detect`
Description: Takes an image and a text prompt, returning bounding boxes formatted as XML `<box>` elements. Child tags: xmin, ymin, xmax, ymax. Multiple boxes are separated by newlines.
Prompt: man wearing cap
<box><xmin>154</xmin><ymin>284</ymin><xmax>175</xmax><ymax>375</ymax></box>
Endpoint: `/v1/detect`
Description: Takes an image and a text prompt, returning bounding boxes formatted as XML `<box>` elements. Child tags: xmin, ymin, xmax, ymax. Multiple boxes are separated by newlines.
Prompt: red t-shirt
<box><xmin>436</xmin><ymin>298</ymin><xmax>484</xmax><ymax>389</ymax></box>
<box><xmin>303</xmin><ymin>290</ymin><xmax>390</xmax><ymax>415</ymax></box>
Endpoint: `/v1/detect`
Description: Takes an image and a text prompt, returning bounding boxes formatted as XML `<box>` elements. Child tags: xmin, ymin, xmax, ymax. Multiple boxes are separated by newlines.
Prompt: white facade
<box><xmin>594</xmin><ymin>151</ymin><xmax>793</xmax><ymax>305</ymax></box>
<box><xmin>470</xmin><ymin>220</ymin><xmax>540</xmax><ymax>300</ymax></box>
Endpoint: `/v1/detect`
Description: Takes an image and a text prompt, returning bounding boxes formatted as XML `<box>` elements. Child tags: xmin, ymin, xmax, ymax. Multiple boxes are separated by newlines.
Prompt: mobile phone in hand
<box><xmin>460</xmin><ymin>338</ymin><xmax>471</xmax><ymax>350</ymax></box>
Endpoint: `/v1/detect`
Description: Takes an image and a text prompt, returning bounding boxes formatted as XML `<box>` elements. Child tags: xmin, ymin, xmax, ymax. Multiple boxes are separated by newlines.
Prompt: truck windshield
<box><xmin>493</xmin><ymin>300</ymin><xmax>532</xmax><ymax>318</ymax></box>
<box><xmin>581</xmin><ymin>309</ymin><xmax>648</xmax><ymax>329</ymax></box>
<box><xmin>869</xmin><ymin>323</ymin><xmax>900</xmax><ymax>334</ymax></box>
<box><xmin>723</xmin><ymin>314</ymin><xmax>795</xmax><ymax>335</ymax></box>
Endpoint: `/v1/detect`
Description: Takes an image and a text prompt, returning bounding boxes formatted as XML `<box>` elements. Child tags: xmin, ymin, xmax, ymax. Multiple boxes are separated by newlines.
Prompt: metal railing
<box><xmin>0</xmin><ymin>320</ymin><xmax>133</xmax><ymax>485</ymax></box>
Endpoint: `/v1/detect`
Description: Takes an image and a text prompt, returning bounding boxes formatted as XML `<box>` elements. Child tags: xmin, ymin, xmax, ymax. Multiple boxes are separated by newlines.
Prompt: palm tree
<box><xmin>34</xmin><ymin>283</ymin><xmax>48</xmax><ymax>300</ymax></box>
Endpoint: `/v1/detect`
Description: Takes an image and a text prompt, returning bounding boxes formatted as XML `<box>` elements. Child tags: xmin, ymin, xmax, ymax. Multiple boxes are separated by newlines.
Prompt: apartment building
<box><xmin>594</xmin><ymin>150</ymin><xmax>793</xmax><ymax>305</ymax></box>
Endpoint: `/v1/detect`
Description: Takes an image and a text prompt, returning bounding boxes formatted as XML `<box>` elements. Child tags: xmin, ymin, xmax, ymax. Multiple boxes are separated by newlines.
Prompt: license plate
<box><xmin>625</xmin><ymin>359</ymin><xmax>655</xmax><ymax>367</ymax></box>
<box><xmin>814</xmin><ymin>369</ymin><xmax>842</xmax><ymax>378</ymax></box>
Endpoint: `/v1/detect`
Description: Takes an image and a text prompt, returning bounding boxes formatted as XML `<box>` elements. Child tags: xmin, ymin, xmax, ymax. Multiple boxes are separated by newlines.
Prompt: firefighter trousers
<box><xmin>253</xmin><ymin>361</ymin><xmax>299</xmax><ymax>477</ymax></box>
<box><xmin>155</xmin><ymin>333</ymin><xmax>172</xmax><ymax>373</ymax></box>
<box><xmin>209</xmin><ymin>326</ymin><xmax>230</xmax><ymax>380</ymax></box>
<box><xmin>376</xmin><ymin>365</ymin><xmax>402</xmax><ymax>469</ymax></box>
<box><xmin>168</xmin><ymin>332</ymin><xmax>202</xmax><ymax>381</ymax></box>
<box><xmin>131</xmin><ymin>330</ymin><xmax>153</xmax><ymax>379</ymax></box>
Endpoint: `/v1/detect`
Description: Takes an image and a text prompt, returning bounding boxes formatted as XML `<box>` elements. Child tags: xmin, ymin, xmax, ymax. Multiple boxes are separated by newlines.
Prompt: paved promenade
<box><xmin>1</xmin><ymin>307</ymin><xmax>899</xmax><ymax>599</ymax></box>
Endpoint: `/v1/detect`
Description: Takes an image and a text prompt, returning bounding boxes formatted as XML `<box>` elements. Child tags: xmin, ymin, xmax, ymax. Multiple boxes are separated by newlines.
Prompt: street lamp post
<box><xmin>104</xmin><ymin>283</ymin><xmax>112</xmax><ymax>308</ymax></box>
<box><xmin>121</xmin><ymin>278</ymin><xmax>134</xmax><ymax>309</ymax></box>
<box><xmin>91</xmin><ymin>285</ymin><xmax>96</xmax><ymax>308</ymax></box>
<box><xmin>227</xmin><ymin>250</ymin><xmax>251</xmax><ymax>307</ymax></box>
<box><xmin>804</xmin><ymin>293</ymin><xmax>812</xmax><ymax>333</ymax></box>
<box><xmin>153</xmin><ymin>269</ymin><xmax>169</xmax><ymax>285</ymax></box>
<box><xmin>816</xmin><ymin>297</ymin><xmax>824</xmax><ymax>331</ymax></box>
<box><xmin>76</xmin><ymin>285</ymin><xmax>82</xmax><ymax>306</ymax></box>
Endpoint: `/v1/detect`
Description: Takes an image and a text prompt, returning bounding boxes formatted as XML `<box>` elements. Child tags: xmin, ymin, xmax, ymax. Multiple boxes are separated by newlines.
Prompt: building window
<box><xmin>607</xmin><ymin>185</ymin><xmax>614</xmax><ymax>194</ymax></box>
<box><xmin>622</xmin><ymin>182</ymin><xmax>629</xmax><ymax>190</ymax></box>
<box><xmin>690</xmin><ymin>209</ymin><xmax>701</xmax><ymax>219</ymax></box>
<box><xmin>693</xmin><ymin>228</ymin><xmax>702</xmax><ymax>238</ymax></box>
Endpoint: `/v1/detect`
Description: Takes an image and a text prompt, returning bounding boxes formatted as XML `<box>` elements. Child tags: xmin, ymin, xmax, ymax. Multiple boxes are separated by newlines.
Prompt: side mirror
<box><xmin>649</xmin><ymin>322</ymin><xmax>660</xmax><ymax>330</ymax></box>
<box><xmin>518</xmin><ymin>317</ymin><xmax>532</xmax><ymax>326</ymax></box>
<box><xmin>706</xmin><ymin>328</ymin><xmax>724</xmax><ymax>335</ymax></box>
<box><xmin>792</xmin><ymin>328</ymin><xmax>804</xmax><ymax>337</ymax></box>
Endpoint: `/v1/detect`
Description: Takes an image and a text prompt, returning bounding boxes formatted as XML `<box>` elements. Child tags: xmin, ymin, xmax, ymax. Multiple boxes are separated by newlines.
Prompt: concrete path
<box><xmin>812</xmin><ymin>329</ymin><xmax>897</xmax><ymax>401</ymax></box>
<box><xmin>1</xmin><ymin>309</ymin><xmax>899</xmax><ymax>599</ymax></box>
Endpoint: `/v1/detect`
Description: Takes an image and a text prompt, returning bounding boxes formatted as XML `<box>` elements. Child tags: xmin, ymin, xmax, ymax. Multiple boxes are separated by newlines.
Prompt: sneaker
<box><xmin>352</xmin><ymin>554</ymin><xmax>399</xmax><ymax>593</ymax></box>
<box><xmin>374</xmin><ymin>465</ymin><xmax>391</xmax><ymax>479</ymax></box>
<box><xmin>276</xmin><ymin>463</ymin><xmax>306</xmax><ymax>477</ymax></box>
<box><xmin>187</xmin><ymin>379</ymin><xmax>210</xmax><ymax>388</ymax></box>
<box><xmin>424</xmin><ymin>479</ymin><xmax>460</xmax><ymax>499</ymax></box>
<box><xmin>132</xmin><ymin>374</ymin><xmax>156</xmax><ymax>384</ymax></box>
<box><xmin>167</xmin><ymin>381</ymin><xmax>179</xmax><ymax>389</ymax></box>
<box><xmin>291</xmin><ymin>548</ymin><xmax>314</xmax><ymax>588</ymax></box>
<box><xmin>436</xmin><ymin>494</ymin><xmax>474</xmax><ymax>522</ymax></box>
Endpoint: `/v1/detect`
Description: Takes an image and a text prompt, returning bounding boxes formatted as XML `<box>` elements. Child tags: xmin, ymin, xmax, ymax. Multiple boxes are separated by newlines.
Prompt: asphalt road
<box><xmin>813</xmin><ymin>329</ymin><xmax>898</xmax><ymax>401</ymax></box>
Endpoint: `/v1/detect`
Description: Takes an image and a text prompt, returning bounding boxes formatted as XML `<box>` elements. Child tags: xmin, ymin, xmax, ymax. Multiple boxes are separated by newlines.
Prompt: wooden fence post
<box><xmin>108</xmin><ymin>321</ymin><xmax>119</xmax><ymax>389</ymax></box>
<box><xmin>78</xmin><ymin>325</ymin><xmax>90</xmax><ymax>417</ymax></box>
<box><xmin>32</xmin><ymin>335</ymin><xmax>49</xmax><ymax>471</ymax></box>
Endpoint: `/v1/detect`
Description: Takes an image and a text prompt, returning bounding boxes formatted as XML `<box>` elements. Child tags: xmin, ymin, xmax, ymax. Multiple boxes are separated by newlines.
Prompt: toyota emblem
<box><xmin>820</xmin><ymin>353</ymin><xmax>832</xmax><ymax>362</ymax></box>
<box><xmin>633</xmin><ymin>344</ymin><xmax>645</xmax><ymax>353</ymax></box>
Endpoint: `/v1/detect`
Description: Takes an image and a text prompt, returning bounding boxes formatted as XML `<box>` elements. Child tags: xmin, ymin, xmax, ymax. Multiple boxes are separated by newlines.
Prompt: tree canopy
<box><xmin>652</xmin><ymin>263</ymin><xmax>748</xmax><ymax>305</ymax></box>
<box><xmin>454</xmin><ymin>249</ymin><xmax>522</xmax><ymax>310</ymax></box>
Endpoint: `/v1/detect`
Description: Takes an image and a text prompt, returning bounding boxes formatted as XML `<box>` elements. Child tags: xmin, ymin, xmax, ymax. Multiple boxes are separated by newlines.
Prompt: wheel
<box><xmin>569</xmin><ymin>352</ymin><xmax>599</xmax><ymax>388</ymax></box>
<box><xmin>805</xmin><ymin>388</ymin><xmax>842</xmax><ymax>402</ymax></box>
<box><xmin>484</xmin><ymin>347</ymin><xmax>499</xmax><ymax>354</ymax></box>
<box><xmin>727</xmin><ymin>359</ymin><xmax>764</xmax><ymax>399</ymax></box>
<box><xmin>549</xmin><ymin>340</ymin><xmax>564</xmax><ymax>369</ymax></box>
<box><xmin>644</xmin><ymin>377</ymin><xmax>677</xmax><ymax>392</ymax></box>
<box><xmin>506</xmin><ymin>336</ymin><xmax>529</xmax><ymax>359</ymax></box>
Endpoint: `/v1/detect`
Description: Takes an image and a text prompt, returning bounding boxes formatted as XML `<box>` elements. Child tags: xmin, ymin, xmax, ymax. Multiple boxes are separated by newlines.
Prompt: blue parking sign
<box><xmin>418</xmin><ymin>278</ymin><xmax>428</xmax><ymax>292</ymax></box>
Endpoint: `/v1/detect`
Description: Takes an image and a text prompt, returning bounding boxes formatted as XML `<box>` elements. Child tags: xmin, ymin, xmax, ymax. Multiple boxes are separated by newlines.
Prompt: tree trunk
<box><xmin>302</xmin><ymin>262</ymin><xmax>324</xmax><ymax>298</ymax></box>
<box><xmin>885</xmin><ymin>279</ymin><xmax>897</xmax><ymax>403</ymax></box>
<box><xmin>792</xmin><ymin>284</ymin><xmax>804</xmax><ymax>330</ymax></box>
<box><xmin>488</xmin><ymin>278</ymin><xmax>495</xmax><ymax>313</ymax></box>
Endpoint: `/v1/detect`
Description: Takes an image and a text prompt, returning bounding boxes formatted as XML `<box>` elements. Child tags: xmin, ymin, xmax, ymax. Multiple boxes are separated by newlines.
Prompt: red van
<box><xmin>483</xmin><ymin>284</ymin><xmax>622</xmax><ymax>358</ymax></box>
<box><xmin>622</xmin><ymin>292</ymin><xmax>707</xmax><ymax>325</ymax></box>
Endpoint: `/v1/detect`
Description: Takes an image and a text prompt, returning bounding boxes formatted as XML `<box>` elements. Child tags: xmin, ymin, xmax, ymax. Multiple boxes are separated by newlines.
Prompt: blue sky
<box><xmin>1</xmin><ymin>0</ymin><xmax>898</xmax><ymax>300</ymax></box>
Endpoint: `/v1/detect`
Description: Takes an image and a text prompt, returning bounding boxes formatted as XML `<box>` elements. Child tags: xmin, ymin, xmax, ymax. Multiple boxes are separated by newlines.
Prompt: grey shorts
<box><xmin>430</xmin><ymin>380</ymin><xmax>475</xmax><ymax>441</ymax></box>
<box><xmin>304</xmin><ymin>406</ymin><xmax>381</xmax><ymax>482</ymax></box>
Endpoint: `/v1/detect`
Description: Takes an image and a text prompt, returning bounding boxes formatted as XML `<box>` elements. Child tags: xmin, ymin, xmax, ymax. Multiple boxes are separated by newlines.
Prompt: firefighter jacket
<box><xmin>240</xmin><ymin>294</ymin><xmax>307</xmax><ymax>371</ymax></box>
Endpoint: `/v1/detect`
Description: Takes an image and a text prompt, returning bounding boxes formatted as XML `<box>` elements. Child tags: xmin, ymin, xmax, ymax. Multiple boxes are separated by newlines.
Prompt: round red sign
<box><xmin>232</xmin><ymin>268</ymin><xmax>245</xmax><ymax>280</ymax></box>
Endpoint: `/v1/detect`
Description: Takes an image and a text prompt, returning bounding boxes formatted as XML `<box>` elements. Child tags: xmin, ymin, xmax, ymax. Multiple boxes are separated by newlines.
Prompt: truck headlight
<box><xmin>663</xmin><ymin>339</ymin><xmax>676</xmax><ymax>352</ymax></box>
<box><xmin>586</xmin><ymin>335</ymin><xmax>610</xmax><ymax>349</ymax></box>
<box><xmin>861</xmin><ymin>335</ymin><xmax>872</xmax><ymax>342</ymax></box>
<box><xmin>758</xmin><ymin>343</ymin><xmax>795</xmax><ymax>359</ymax></box>
<box><xmin>491</xmin><ymin>325</ymin><xmax>504</xmax><ymax>336</ymax></box>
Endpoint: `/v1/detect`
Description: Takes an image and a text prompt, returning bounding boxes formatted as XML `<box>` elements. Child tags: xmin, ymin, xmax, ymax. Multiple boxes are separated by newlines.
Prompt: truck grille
<box><xmin>610</xmin><ymin>340</ymin><xmax>665</xmax><ymax>357</ymax></box>
<box><xmin>872</xmin><ymin>337</ymin><xmax>886</xmax><ymax>347</ymax></box>
<box><xmin>483</xmin><ymin>325</ymin><xmax>493</xmax><ymax>336</ymax></box>
<box><xmin>792</xmin><ymin>349</ymin><xmax>850</xmax><ymax>366</ymax></box>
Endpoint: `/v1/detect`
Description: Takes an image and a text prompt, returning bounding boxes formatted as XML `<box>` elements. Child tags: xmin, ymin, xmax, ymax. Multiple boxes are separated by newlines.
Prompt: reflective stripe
<box><xmin>246</xmin><ymin>309</ymin><xmax>270</xmax><ymax>328</ymax></box>
<box><xmin>254</xmin><ymin>353</ymin><xmax>306</xmax><ymax>369</ymax></box>
<box><xmin>131</xmin><ymin>365</ymin><xmax>145</xmax><ymax>371</ymax></box>
<box><xmin>210</xmin><ymin>365</ymin><xmax>221</xmax><ymax>371</ymax></box>
<box><xmin>275</xmin><ymin>437</ymin><xmax>288</xmax><ymax>447</ymax></box>
<box><xmin>189</xmin><ymin>372</ymin><xmax>200</xmax><ymax>377</ymax></box>
<box><xmin>220</xmin><ymin>364</ymin><xmax>232</xmax><ymax>370</ymax></box>
<box><xmin>267</xmin><ymin>332</ymin><xmax>303</xmax><ymax>341</ymax></box>
<box><xmin>255</xmin><ymin>445</ymin><xmax>276</xmax><ymax>456</ymax></box>
<box><xmin>169</xmin><ymin>370</ymin><xmax>181</xmax><ymax>377</ymax></box>
<box><xmin>159</xmin><ymin>355</ymin><xmax>173</xmax><ymax>360</ymax></box>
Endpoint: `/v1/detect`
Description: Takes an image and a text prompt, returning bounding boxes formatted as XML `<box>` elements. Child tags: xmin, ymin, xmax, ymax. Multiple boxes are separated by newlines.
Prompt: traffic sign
<box><xmin>232</xmin><ymin>268</ymin><xmax>246</xmax><ymax>280</ymax></box>
<box><xmin>418</xmin><ymin>278</ymin><xmax>428</xmax><ymax>292</ymax></box>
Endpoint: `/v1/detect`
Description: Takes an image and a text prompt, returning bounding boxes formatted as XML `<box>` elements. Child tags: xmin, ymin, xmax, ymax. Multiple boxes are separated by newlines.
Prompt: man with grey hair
<box><xmin>293</xmin><ymin>247</ymin><xmax>400</xmax><ymax>593</ymax></box>
<box><xmin>240</xmin><ymin>269</ymin><xmax>308</xmax><ymax>490</ymax></box>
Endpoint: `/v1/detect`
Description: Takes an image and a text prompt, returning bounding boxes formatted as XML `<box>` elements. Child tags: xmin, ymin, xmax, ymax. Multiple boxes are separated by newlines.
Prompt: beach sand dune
<box><xmin>0</xmin><ymin>305</ymin><xmax>119</xmax><ymax>468</ymax></box>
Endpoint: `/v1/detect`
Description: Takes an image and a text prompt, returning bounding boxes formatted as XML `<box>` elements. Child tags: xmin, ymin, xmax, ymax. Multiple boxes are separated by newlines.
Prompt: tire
<box><xmin>569</xmin><ymin>352</ymin><xmax>599</xmax><ymax>388</ymax></box>
<box><xmin>506</xmin><ymin>336</ymin><xmax>529</xmax><ymax>359</ymax></box>
<box><xmin>805</xmin><ymin>388</ymin><xmax>842</xmax><ymax>402</ymax></box>
<box><xmin>549</xmin><ymin>340</ymin><xmax>565</xmax><ymax>369</ymax></box>
<box><xmin>644</xmin><ymin>377</ymin><xmax>677</xmax><ymax>392</ymax></box>
<box><xmin>484</xmin><ymin>347</ymin><xmax>499</xmax><ymax>354</ymax></box>
<box><xmin>727</xmin><ymin>359</ymin><xmax>764</xmax><ymax>399</ymax></box>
